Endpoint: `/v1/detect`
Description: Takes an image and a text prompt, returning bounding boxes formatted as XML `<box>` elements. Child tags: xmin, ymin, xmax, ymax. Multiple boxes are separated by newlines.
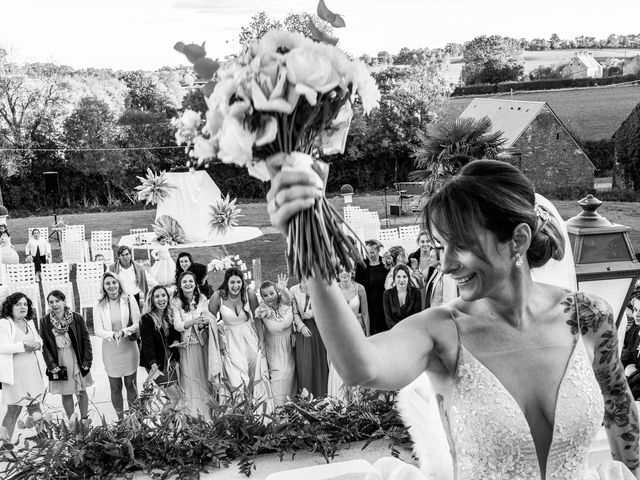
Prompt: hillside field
<box><xmin>443</xmin><ymin>48</ymin><xmax>640</xmax><ymax>83</ymax></box>
<box><xmin>437</xmin><ymin>84</ymin><xmax>640</xmax><ymax>140</ymax></box>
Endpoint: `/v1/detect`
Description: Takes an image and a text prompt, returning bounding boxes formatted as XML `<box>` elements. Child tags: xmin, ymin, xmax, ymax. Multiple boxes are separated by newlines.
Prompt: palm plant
<box><xmin>411</xmin><ymin>116</ymin><xmax>507</xmax><ymax>194</ymax></box>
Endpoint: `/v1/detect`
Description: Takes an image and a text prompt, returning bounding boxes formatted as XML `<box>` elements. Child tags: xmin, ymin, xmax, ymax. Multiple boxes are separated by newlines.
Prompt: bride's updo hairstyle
<box><xmin>423</xmin><ymin>159</ymin><xmax>564</xmax><ymax>268</ymax></box>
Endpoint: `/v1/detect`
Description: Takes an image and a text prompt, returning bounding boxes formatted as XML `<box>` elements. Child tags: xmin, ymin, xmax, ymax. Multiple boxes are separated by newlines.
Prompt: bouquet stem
<box><xmin>269</xmin><ymin>152</ymin><xmax>363</xmax><ymax>283</ymax></box>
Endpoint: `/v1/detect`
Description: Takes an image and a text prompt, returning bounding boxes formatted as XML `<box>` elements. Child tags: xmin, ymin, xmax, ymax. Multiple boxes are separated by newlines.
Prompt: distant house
<box><xmin>458</xmin><ymin>98</ymin><xmax>595</xmax><ymax>190</ymax></box>
<box><xmin>561</xmin><ymin>52</ymin><xmax>603</xmax><ymax>79</ymax></box>
<box><xmin>612</xmin><ymin>101</ymin><xmax>640</xmax><ymax>189</ymax></box>
<box><xmin>622</xmin><ymin>55</ymin><xmax>640</xmax><ymax>76</ymax></box>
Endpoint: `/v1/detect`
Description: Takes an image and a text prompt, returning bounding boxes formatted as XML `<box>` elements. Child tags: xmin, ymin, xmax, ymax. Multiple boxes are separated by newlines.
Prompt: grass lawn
<box><xmin>439</xmin><ymin>84</ymin><xmax>640</xmax><ymax>140</ymax></box>
<box><xmin>5</xmin><ymin>192</ymin><xmax>640</xmax><ymax>316</ymax></box>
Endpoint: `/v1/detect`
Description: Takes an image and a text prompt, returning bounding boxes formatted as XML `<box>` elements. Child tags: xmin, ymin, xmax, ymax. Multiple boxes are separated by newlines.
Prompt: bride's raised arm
<box><xmin>268</xmin><ymin>169</ymin><xmax>442</xmax><ymax>390</ymax></box>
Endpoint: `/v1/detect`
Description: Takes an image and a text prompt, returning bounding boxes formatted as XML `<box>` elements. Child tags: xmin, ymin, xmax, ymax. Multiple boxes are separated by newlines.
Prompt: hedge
<box><xmin>452</xmin><ymin>74</ymin><xmax>640</xmax><ymax>97</ymax></box>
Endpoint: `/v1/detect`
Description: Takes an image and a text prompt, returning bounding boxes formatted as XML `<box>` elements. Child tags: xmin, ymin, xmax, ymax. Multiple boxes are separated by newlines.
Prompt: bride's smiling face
<box><xmin>434</xmin><ymin>226</ymin><xmax>513</xmax><ymax>302</ymax></box>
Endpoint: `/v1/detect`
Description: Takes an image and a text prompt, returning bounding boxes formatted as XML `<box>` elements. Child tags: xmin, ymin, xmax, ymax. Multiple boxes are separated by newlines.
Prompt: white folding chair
<box><xmin>378</xmin><ymin>228</ymin><xmax>400</xmax><ymax>250</ymax></box>
<box><xmin>28</xmin><ymin>227</ymin><xmax>49</xmax><ymax>239</ymax></box>
<box><xmin>398</xmin><ymin>225</ymin><xmax>421</xmax><ymax>243</ymax></box>
<box><xmin>61</xmin><ymin>241</ymin><xmax>88</xmax><ymax>264</ymax></box>
<box><xmin>41</xmin><ymin>262</ymin><xmax>74</xmax><ymax>309</ymax></box>
<box><xmin>76</xmin><ymin>262</ymin><xmax>105</xmax><ymax>316</ymax></box>
<box><xmin>92</xmin><ymin>248</ymin><xmax>114</xmax><ymax>263</ymax></box>
<box><xmin>130</xmin><ymin>228</ymin><xmax>148</xmax><ymax>236</ymax></box>
<box><xmin>90</xmin><ymin>230</ymin><xmax>113</xmax><ymax>262</ymax></box>
<box><xmin>4</xmin><ymin>263</ymin><xmax>42</xmax><ymax>318</ymax></box>
<box><xmin>61</xmin><ymin>225</ymin><xmax>85</xmax><ymax>242</ymax></box>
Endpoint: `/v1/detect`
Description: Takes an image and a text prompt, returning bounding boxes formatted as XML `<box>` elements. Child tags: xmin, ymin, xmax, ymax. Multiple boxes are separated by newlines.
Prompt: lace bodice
<box><xmin>445</xmin><ymin>335</ymin><xmax>604</xmax><ymax>480</ymax></box>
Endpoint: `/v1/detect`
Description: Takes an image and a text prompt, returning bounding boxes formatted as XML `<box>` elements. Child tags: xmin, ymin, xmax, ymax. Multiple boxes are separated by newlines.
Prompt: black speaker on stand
<box><xmin>43</xmin><ymin>171</ymin><xmax>61</xmax><ymax>245</ymax></box>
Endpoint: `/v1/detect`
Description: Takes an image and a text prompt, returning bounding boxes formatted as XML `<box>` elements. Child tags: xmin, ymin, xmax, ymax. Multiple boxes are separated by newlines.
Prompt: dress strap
<box><xmin>573</xmin><ymin>292</ymin><xmax>581</xmax><ymax>334</ymax></box>
<box><xmin>449</xmin><ymin>311</ymin><xmax>463</xmax><ymax>354</ymax></box>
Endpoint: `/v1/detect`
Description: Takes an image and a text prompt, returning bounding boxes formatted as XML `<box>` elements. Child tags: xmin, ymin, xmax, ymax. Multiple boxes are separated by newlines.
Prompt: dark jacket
<box><xmin>139</xmin><ymin>312</ymin><xmax>181</xmax><ymax>371</ymax></box>
<box><xmin>383</xmin><ymin>286</ymin><xmax>422</xmax><ymax>329</ymax></box>
<box><xmin>40</xmin><ymin>311</ymin><xmax>92</xmax><ymax>376</ymax></box>
<box><xmin>622</xmin><ymin>323</ymin><xmax>640</xmax><ymax>370</ymax></box>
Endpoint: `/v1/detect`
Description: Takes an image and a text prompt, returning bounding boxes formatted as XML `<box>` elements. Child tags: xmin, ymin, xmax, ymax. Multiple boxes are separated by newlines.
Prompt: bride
<box><xmin>266</xmin><ymin>159</ymin><xmax>639</xmax><ymax>479</ymax></box>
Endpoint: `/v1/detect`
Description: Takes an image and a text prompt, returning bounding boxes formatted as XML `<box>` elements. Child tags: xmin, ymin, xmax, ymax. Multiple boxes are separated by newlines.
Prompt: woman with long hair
<box><xmin>208</xmin><ymin>267</ymin><xmax>272</xmax><ymax>407</ymax></box>
<box><xmin>289</xmin><ymin>279</ymin><xmax>329</xmax><ymax>397</ymax></box>
<box><xmin>40</xmin><ymin>290</ymin><xmax>93</xmax><ymax>422</ymax></box>
<box><xmin>266</xmin><ymin>159</ymin><xmax>639</xmax><ymax>478</ymax></box>
<box><xmin>383</xmin><ymin>245</ymin><xmax>424</xmax><ymax>290</ymax></box>
<box><xmin>140</xmin><ymin>285</ymin><xmax>181</xmax><ymax>406</ymax></box>
<box><xmin>0</xmin><ymin>293</ymin><xmax>46</xmax><ymax>446</ymax></box>
<box><xmin>93</xmin><ymin>271</ymin><xmax>140</xmax><ymax>418</ymax></box>
<box><xmin>383</xmin><ymin>264</ymin><xmax>422</xmax><ymax>329</ymax></box>
<box><xmin>175</xmin><ymin>252</ymin><xmax>211</xmax><ymax>298</ymax></box>
<box><xmin>171</xmin><ymin>271</ymin><xmax>218</xmax><ymax>420</ymax></box>
<box><xmin>355</xmin><ymin>239</ymin><xmax>389</xmax><ymax>335</ymax></box>
<box><xmin>328</xmin><ymin>266</ymin><xmax>370</xmax><ymax>401</ymax></box>
<box><xmin>255</xmin><ymin>276</ymin><xmax>295</xmax><ymax>405</ymax></box>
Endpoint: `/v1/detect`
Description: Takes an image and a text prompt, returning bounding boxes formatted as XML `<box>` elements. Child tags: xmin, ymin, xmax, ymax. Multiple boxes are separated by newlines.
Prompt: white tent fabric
<box><xmin>156</xmin><ymin>171</ymin><xmax>222</xmax><ymax>242</ymax></box>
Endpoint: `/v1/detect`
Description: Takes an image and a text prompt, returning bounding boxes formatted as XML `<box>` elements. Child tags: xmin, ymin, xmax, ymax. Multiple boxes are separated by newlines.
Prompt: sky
<box><xmin>0</xmin><ymin>0</ymin><xmax>639</xmax><ymax>70</ymax></box>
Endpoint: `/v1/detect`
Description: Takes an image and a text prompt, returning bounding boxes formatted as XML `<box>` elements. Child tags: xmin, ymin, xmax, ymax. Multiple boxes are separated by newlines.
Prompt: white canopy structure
<box><xmin>153</xmin><ymin>171</ymin><xmax>262</xmax><ymax>246</ymax></box>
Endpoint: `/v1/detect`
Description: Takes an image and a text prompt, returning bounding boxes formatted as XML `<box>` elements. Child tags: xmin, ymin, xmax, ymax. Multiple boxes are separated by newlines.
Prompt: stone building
<box><xmin>612</xmin><ymin>100</ymin><xmax>640</xmax><ymax>190</ymax></box>
<box><xmin>622</xmin><ymin>55</ymin><xmax>640</xmax><ymax>76</ymax></box>
<box><xmin>458</xmin><ymin>98</ymin><xmax>594</xmax><ymax>191</ymax></box>
<box><xmin>560</xmin><ymin>52</ymin><xmax>603</xmax><ymax>79</ymax></box>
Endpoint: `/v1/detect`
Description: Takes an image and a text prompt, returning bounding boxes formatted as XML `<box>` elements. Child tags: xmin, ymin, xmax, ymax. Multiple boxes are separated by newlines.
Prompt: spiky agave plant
<box><xmin>209</xmin><ymin>194</ymin><xmax>243</xmax><ymax>236</ymax></box>
<box><xmin>135</xmin><ymin>169</ymin><xmax>176</xmax><ymax>206</ymax></box>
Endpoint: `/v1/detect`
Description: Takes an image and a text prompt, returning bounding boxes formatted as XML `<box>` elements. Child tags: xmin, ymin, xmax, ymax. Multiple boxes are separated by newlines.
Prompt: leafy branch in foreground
<box><xmin>1</xmin><ymin>385</ymin><xmax>409</xmax><ymax>479</ymax></box>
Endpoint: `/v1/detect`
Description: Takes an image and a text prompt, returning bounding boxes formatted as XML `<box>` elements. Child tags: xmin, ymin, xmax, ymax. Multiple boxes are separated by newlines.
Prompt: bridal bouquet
<box><xmin>174</xmin><ymin>29</ymin><xmax>380</xmax><ymax>282</ymax></box>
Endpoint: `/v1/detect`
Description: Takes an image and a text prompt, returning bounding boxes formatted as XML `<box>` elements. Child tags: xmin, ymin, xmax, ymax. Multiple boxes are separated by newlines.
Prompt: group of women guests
<box><xmin>355</xmin><ymin>231</ymin><xmax>457</xmax><ymax>333</ymax></box>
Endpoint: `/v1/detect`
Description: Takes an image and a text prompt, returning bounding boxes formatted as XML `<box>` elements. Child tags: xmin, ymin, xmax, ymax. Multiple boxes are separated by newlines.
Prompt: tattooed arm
<box><xmin>574</xmin><ymin>293</ymin><xmax>640</xmax><ymax>476</ymax></box>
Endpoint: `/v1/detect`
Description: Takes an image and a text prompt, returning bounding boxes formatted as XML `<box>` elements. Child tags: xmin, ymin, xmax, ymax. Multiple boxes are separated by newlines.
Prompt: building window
<box><xmin>556</xmin><ymin>133</ymin><xmax>560</xmax><ymax>140</ymax></box>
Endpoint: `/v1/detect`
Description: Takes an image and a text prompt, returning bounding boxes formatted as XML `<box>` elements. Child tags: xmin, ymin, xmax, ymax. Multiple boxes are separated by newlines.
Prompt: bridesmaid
<box><xmin>208</xmin><ymin>268</ymin><xmax>272</xmax><ymax>408</ymax></box>
<box><xmin>290</xmin><ymin>280</ymin><xmax>328</xmax><ymax>397</ymax></box>
<box><xmin>172</xmin><ymin>271</ymin><xmax>217</xmax><ymax>420</ymax></box>
<box><xmin>328</xmin><ymin>266</ymin><xmax>369</xmax><ymax>401</ymax></box>
<box><xmin>354</xmin><ymin>239</ymin><xmax>389</xmax><ymax>335</ymax></box>
<box><xmin>255</xmin><ymin>275</ymin><xmax>296</xmax><ymax>405</ymax></box>
<box><xmin>93</xmin><ymin>272</ymin><xmax>140</xmax><ymax>418</ymax></box>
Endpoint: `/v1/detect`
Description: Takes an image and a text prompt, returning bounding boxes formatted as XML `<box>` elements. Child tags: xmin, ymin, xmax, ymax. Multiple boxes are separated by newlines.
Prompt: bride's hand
<box><xmin>267</xmin><ymin>169</ymin><xmax>323</xmax><ymax>235</ymax></box>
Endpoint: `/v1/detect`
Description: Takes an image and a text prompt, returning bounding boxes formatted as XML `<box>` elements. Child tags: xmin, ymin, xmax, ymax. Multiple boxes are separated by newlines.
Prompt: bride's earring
<box><xmin>514</xmin><ymin>253</ymin><xmax>523</xmax><ymax>268</ymax></box>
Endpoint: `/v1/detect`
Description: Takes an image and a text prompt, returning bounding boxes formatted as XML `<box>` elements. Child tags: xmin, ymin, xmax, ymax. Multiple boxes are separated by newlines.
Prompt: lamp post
<box><xmin>566</xmin><ymin>194</ymin><xmax>640</xmax><ymax>328</ymax></box>
<box><xmin>340</xmin><ymin>184</ymin><xmax>354</xmax><ymax>205</ymax></box>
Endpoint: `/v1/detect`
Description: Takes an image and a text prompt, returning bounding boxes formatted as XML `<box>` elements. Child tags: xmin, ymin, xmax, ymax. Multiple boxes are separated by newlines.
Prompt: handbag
<box><xmin>126</xmin><ymin>297</ymin><xmax>140</xmax><ymax>343</ymax></box>
<box><xmin>46</xmin><ymin>366</ymin><xmax>68</xmax><ymax>381</ymax></box>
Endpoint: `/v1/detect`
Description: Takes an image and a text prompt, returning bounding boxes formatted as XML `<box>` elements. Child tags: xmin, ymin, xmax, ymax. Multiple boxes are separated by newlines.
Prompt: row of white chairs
<box><xmin>1</xmin><ymin>262</ymin><xmax>105</xmax><ymax>318</ymax></box>
<box><xmin>27</xmin><ymin>225</ymin><xmax>115</xmax><ymax>264</ymax></box>
<box><xmin>343</xmin><ymin>206</ymin><xmax>422</xmax><ymax>253</ymax></box>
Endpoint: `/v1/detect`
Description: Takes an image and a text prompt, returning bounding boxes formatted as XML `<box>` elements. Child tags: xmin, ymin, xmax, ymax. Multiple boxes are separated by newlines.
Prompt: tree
<box><xmin>283</xmin><ymin>12</ymin><xmax>334</xmax><ymax>39</ymax></box>
<box><xmin>462</xmin><ymin>35</ymin><xmax>524</xmax><ymax>85</ymax></box>
<box><xmin>238</xmin><ymin>11</ymin><xmax>283</xmax><ymax>45</ymax></box>
<box><xmin>63</xmin><ymin>97</ymin><xmax>121</xmax><ymax>205</ymax></box>
<box><xmin>337</xmin><ymin>58</ymin><xmax>454</xmax><ymax>185</ymax></box>
<box><xmin>411</xmin><ymin>116</ymin><xmax>507</xmax><ymax>194</ymax></box>
<box><xmin>549</xmin><ymin>34</ymin><xmax>562</xmax><ymax>50</ymax></box>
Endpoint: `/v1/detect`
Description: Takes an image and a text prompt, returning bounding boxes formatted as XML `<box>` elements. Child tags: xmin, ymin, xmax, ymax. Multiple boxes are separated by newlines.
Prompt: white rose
<box><xmin>218</xmin><ymin>117</ymin><xmax>256</xmax><ymax>167</ymax></box>
<box><xmin>181</xmin><ymin>109</ymin><xmax>201</xmax><ymax>131</ymax></box>
<box><xmin>190</xmin><ymin>136</ymin><xmax>216</xmax><ymax>162</ymax></box>
<box><xmin>286</xmin><ymin>47</ymin><xmax>340</xmax><ymax>105</ymax></box>
<box><xmin>346</xmin><ymin>61</ymin><xmax>380</xmax><ymax>114</ymax></box>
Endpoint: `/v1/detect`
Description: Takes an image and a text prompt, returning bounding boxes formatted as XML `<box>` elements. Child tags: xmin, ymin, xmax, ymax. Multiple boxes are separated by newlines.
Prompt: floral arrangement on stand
<box><xmin>173</xmin><ymin>2</ymin><xmax>380</xmax><ymax>282</ymax></box>
<box><xmin>208</xmin><ymin>254</ymin><xmax>253</xmax><ymax>288</ymax></box>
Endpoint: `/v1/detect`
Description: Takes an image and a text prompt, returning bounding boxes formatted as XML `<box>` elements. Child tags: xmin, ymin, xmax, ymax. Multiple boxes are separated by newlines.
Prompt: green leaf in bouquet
<box><xmin>317</xmin><ymin>0</ymin><xmax>346</xmax><ymax>28</ymax></box>
<box><xmin>173</xmin><ymin>41</ymin><xmax>185</xmax><ymax>53</ymax></box>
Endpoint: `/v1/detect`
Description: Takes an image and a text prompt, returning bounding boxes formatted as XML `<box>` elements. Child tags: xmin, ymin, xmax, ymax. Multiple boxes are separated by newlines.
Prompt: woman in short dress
<box><xmin>0</xmin><ymin>293</ymin><xmax>46</xmax><ymax>446</ymax></box>
<box><xmin>41</xmin><ymin>290</ymin><xmax>93</xmax><ymax>422</ymax></box>
<box><xmin>93</xmin><ymin>271</ymin><xmax>140</xmax><ymax>418</ymax></box>
<box><xmin>255</xmin><ymin>277</ymin><xmax>296</xmax><ymax>405</ymax></box>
